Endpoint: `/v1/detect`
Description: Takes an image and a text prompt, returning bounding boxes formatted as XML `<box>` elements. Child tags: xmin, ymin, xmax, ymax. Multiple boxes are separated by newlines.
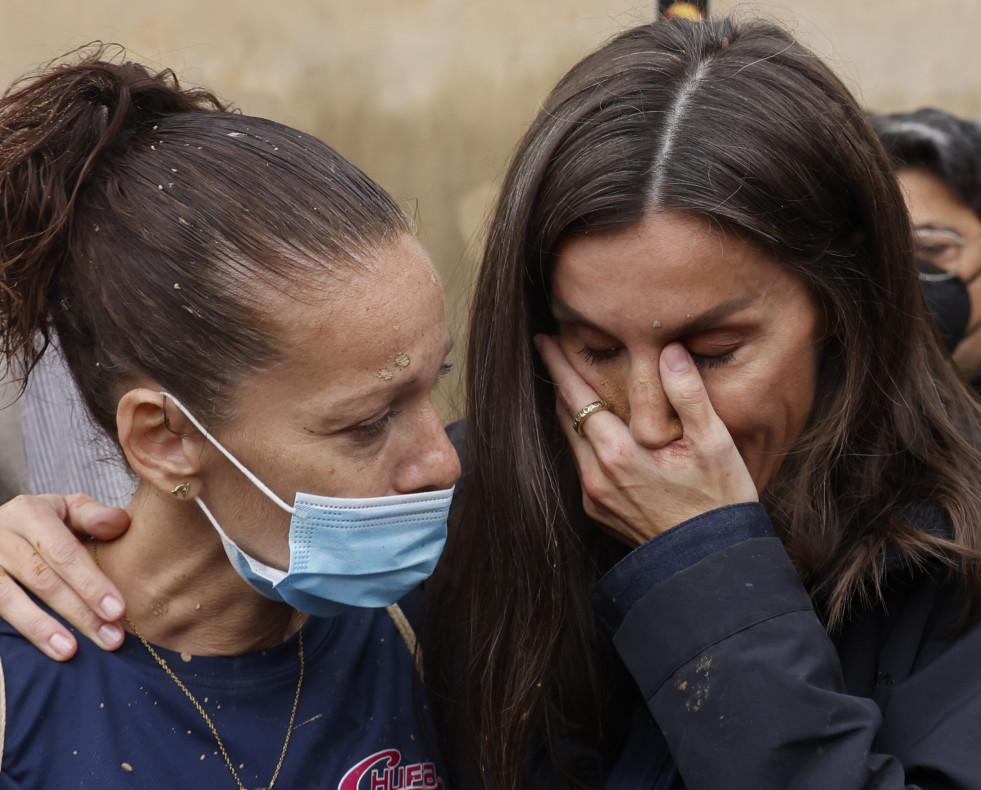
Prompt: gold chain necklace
<box><xmin>93</xmin><ymin>544</ymin><xmax>305</xmax><ymax>790</ymax></box>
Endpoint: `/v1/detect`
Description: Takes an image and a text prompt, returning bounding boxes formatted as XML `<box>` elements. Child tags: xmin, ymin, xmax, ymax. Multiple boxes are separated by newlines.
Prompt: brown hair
<box><xmin>0</xmin><ymin>45</ymin><xmax>410</xmax><ymax>436</ymax></box>
<box><xmin>425</xmin><ymin>16</ymin><xmax>981</xmax><ymax>787</ymax></box>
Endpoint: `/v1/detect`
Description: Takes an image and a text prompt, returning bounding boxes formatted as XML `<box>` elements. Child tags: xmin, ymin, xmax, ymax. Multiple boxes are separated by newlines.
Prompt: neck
<box><xmin>93</xmin><ymin>483</ymin><xmax>306</xmax><ymax>656</ymax></box>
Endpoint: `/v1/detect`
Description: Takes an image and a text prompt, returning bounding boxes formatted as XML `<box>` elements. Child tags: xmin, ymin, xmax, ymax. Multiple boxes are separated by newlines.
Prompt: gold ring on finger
<box><xmin>572</xmin><ymin>400</ymin><xmax>611</xmax><ymax>436</ymax></box>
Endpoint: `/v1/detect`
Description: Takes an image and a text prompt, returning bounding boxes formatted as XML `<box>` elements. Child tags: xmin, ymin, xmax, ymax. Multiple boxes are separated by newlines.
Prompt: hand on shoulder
<box><xmin>0</xmin><ymin>493</ymin><xmax>129</xmax><ymax>660</ymax></box>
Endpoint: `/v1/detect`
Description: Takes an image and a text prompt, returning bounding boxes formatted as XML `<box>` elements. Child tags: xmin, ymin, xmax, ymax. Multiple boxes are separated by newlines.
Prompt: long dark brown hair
<box><xmin>0</xmin><ymin>45</ymin><xmax>409</xmax><ymax>433</ymax></box>
<box><xmin>424</xmin><ymin>16</ymin><xmax>981</xmax><ymax>788</ymax></box>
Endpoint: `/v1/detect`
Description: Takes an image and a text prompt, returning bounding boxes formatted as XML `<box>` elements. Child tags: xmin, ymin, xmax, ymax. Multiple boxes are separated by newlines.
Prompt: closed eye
<box><xmin>578</xmin><ymin>345</ymin><xmax>622</xmax><ymax>365</ymax></box>
<box><xmin>689</xmin><ymin>349</ymin><xmax>736</xmax><ymax>369</ymax></box>
<box><xmin>352</xmin><ymin>410</ymin><xmax>397</xmax><ymax>439</ymax></box>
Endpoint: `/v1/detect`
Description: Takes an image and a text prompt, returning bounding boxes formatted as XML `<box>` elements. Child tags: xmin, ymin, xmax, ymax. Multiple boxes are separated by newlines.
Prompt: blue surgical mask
<box><xmin>162</xmin><ymin>393</ymin><xmax>453</xmax><ymax>618</ymax></box>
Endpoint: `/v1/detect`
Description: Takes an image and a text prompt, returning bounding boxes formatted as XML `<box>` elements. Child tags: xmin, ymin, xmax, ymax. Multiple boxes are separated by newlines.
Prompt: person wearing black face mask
<box><xmin>918</xmin><ymin>232</ymin><xmax>981</xmax><ymax>352</ymax></box>
<box><xmin>873</xmin><ymin>108</ymin><xmax>981</xmax><ymax>391</ymax></box>
<box><xmin>873</xmin><ymin>110</ymin><xmax>981</xmax><ymax>385</ymax></box>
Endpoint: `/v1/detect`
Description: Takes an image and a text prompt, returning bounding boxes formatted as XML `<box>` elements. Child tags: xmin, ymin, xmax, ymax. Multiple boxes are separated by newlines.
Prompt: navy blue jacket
<box><xmin>592</xmin><ymin>503</ymin><xmax>981</xmax><ymax>789</ymax></box>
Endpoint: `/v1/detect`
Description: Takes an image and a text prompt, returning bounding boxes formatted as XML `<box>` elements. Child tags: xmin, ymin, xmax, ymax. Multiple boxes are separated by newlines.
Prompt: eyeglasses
<box><xmin>914</xmin><ymin>226</ymin><xmax>981</xmax><ymax>270</ymax></box>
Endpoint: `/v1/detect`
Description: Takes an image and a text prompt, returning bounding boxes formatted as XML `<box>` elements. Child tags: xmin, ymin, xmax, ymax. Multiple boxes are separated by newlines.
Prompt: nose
<box><xmin>393</xmin><ymin>404</ymin><xmax>462</xmax><ymax>494</ymax></box>
<box><xmin>626</xmin><ymin>361</ymin><xmax>683</xmax><ymax>449</ymax></box>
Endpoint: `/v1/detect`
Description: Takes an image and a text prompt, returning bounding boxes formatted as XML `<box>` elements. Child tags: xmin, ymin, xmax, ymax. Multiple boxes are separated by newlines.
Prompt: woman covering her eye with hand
<box><xmin>427</xmin><ymin>16</ymin><xmax>981</xmax><ymax>789</ymax></box>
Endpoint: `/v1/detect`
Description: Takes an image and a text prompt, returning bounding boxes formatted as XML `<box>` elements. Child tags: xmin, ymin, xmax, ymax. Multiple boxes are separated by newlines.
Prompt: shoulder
<box><xmin>0</xmin><ymin>614</ymin><xmax>128</xmax><ymax>780</ymax></box>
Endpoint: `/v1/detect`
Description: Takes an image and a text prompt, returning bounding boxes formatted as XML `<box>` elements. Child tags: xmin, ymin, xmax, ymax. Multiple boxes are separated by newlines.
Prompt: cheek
<box><xmin>715</xmin><ymin>352</ymin><xmax>818</xmax><ymax>483</ymax></box>
<box><xmin>567</xmin><ymin>355</ymin><xmax>632</xmax><ymax>420</ymax></box>
<box><xmin>595</xmin><ymin>374</ymin><xmax>631</xmax><ymax>421</ymax></box>
<box><xmin>315</xmin><ymin>453</ymin><xmax>387</xmax><ymax>497</ymax></box>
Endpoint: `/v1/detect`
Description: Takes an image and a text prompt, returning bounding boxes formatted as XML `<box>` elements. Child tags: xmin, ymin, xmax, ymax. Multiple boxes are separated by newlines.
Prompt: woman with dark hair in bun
<box><xmin>0</xmin><ymin>47</ymin><xmax>459</xmax><ymax>788</ymax></box>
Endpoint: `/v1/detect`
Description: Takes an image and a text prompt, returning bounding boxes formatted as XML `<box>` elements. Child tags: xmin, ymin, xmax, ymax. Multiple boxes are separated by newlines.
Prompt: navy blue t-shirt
<box><xmin>0</xmin><ymin>594</ymin><xmax>450</xmax><ymax>789</ymax></box>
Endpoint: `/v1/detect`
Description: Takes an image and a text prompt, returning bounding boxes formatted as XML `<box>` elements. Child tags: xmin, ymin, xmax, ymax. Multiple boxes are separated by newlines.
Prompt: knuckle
<box><xmin>0</xmin><ymin>576</ymin><xmax>57</xmax><ymax>645</ymax></box>
<box><xmin>702</xmin><ymin>432</ymin><xmax>733</xmax><ymax>458</ymax></box>
<box><xmin>595</xmin><ymin>441</ymin><xmax>635</xmax><ymax>478</ymax></box>
<box><xmin>0</xmin><ymin>497</ymin><xmax>29</xmax><ymax>535</ymax></box>
<box><xmin>68</xmin><ymin>571</ymin><xmax>104</xmax><ymax>604</ymax></box>
<box><xmin>579</xmin><ymin>472</ymin><xmax>607</xmax><ymax>503</ymax></box>
<box><xmin>24</xmin><ymin>553</ymin><xmax>62</xmax><ymax>595</ymax></box>
<box><xmin>674</xmin><ymin>380</ymin><xmax>707</xmax><ymax>407</ymax></box>
<box><xmin>44</xmin><ymin>535</ymin><xmax>84</xmax><ymax>566</ymax></box>
<box><xmin>67</xmin><ymin>603</ymin><xmax>106</xmax><ymax>634</ymax></box>
<box><xmin>5</xmin><ymin>494</ymin><xmax>30</xmax><ymax>510</ymax></box>
<box><xmin>7</xmin><ymin>494</ymin><xmax>46</xmax><ymax>520</ymax></box>
<box><xmin>20</xmin><ymin>612</ymin><xmax>58</xmax><ymax>644</ymax></box>
<box><xmin>0</xmin><ymin>571</ymin><xmax>22</xmax><ymax>607</ymax></box>
<box><xmin>594</xmin><ymin>438</ymin><xmax>630</xmax><ymax>467</ymax></box>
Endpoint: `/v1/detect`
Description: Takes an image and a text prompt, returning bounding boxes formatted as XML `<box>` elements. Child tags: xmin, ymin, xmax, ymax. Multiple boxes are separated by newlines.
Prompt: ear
<box><xmin>117</xmin><ymin>388</ymin><xmax>205</xmax><ymax>499</ymax></box>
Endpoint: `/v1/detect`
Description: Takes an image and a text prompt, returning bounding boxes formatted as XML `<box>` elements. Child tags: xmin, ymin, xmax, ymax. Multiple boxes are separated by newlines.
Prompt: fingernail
<box><xmin>48</xmin><ymin>632</ymin><xmax>75</xmax><ymax>658</ymax></box>
<box><xmin>98</xmin><ymin>622</ymin><xmax>124</xmax><ymax>647</ymax></box>
<box><xmin>100</xmin><ymin>595</ymin><xmax>124</xmax><ymax>620</ymax></box>
<box><xmin>664</xmin><ymin>344</ymin><xmax>691</xmax><ymax>373</ymax></box>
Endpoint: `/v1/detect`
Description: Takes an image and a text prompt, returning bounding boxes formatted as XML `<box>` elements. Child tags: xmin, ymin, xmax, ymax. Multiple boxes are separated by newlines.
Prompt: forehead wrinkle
<box><xmin>325</xmin><ymin>332</ymin><xmax>453</xmax><ymax>405</ymax></box>
<box><xmin>551</xmin><ymin>295</ymin><xmax>608</xmax><ymax>334</ymax></box>
<box><xmin>552</xmin><ymin>293</ymin><xmax>757</xmax><ymax>336</ymax></box>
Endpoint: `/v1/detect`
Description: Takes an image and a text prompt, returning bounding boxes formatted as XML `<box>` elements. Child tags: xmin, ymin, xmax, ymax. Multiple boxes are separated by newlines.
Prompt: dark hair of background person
<box><xmin>423</xmin><ymin>16</ymin><xmax>981</xmax><ymax>789</ymax></box>
<box><xmin>872</xmin><ymin>107</ymin><xmax>981</xmax><ymax>221</ymax></box>
<box><xmin>0</xmin><ymin>45</ymin><xmax>410</xmax><ymax>438</ymax></box>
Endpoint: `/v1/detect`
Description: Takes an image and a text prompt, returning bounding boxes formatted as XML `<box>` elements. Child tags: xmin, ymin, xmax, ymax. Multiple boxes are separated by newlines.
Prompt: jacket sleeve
<box><xmin>590</xmin><ymin>503</ymin><xmax>981</xmax><ymax>790</ymax></box>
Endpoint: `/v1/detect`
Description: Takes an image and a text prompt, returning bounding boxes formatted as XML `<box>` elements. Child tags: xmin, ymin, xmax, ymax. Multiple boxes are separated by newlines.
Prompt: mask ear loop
<box><xmin>159</xmin><ymin>392</ymin><xmax>296</xmax><ymax>516</ymax></box>
<box><xmin>194</xmin><ymin>496</ymin><xmax>289</xmax><ymax>581</ymax></box>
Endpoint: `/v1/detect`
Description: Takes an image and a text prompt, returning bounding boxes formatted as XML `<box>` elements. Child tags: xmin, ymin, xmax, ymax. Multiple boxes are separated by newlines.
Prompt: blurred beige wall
<box><xmin>3</xmin><ymin>1</ymin><xmax>979</xmax><ymax>418</ymax></box>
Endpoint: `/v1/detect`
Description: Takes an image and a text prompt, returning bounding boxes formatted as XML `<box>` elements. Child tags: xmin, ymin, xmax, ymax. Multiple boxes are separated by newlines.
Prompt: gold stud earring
<box><xmin>170</xmin><ymin>482</ymin><xmax>191</xmax><ymax>498</ymax></box>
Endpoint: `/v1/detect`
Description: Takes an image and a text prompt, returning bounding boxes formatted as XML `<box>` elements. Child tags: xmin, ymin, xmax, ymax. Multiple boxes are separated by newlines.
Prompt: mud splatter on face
<box><xmin>378</xmin><ymin>369</ymin><xmax>394</xmax><ymax>381</ymax></box>
<box><xmin>597</xmin><ymin>378</ymin><xmax>628</xmax><ymax>420</ymax></box>
<box><xmin>652</xmin><ymin>321</ymin><xmax>662</xmax><ymax>329</ymax></box>
<box><xmin>393</xmin><ymin>352</ymin><xmax>410</xmax><ymax>368</ymax></box>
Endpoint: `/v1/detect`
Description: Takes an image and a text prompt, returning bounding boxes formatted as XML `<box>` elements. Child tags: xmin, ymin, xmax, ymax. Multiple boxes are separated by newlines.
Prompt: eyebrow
<box><xmin>551</xmin><ymin>295</ymin><xmax>757</xmax><ymax>337</ymax></box>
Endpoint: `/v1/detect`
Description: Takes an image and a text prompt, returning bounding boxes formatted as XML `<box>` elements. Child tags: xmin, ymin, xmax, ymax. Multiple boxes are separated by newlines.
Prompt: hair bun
<box><xmin>0</xmin><ymin>43</ymin><xmax>226</xmax><ymax>375</ymax></box>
